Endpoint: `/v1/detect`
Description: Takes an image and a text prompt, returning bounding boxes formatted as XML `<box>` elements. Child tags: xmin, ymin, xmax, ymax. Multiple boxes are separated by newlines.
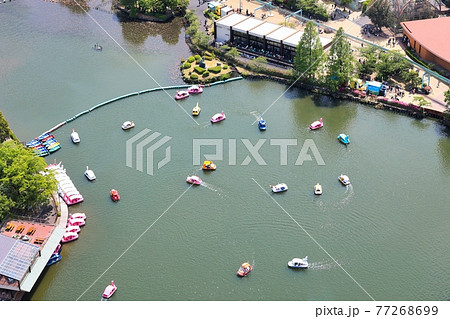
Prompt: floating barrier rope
<box><xmin>40</xmin><ymin>78</ymin><xmax>243</xmax><ymax>136</ymax></box>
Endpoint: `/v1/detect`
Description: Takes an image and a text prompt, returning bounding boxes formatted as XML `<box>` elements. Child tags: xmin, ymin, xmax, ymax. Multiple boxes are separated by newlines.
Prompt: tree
<box><xmin>0</xmin><ymin>111</ymin><xmax>18</xmax><ymax>143</ymax></box>
<box><xmin>249</xmin><ymin>56</ymin><xmax>268</xmax><ymax>72</ymax></box>
<box><xmin>326</xmin><ymin>27</ymin><xmax>354</xmax><ymax>91</ymax></box>
<box><xmin>294</xmin><ymin>21</ymin><xmax>324</xmax><ymax>81</ymax></box>
<box><xmin>0</xmin><ymin>140</ymin><xmax>56</xmax><ymax>221</ymax></box>
<box><xmin>413</xmin><ymin>96</ymin><xmax>431</xmax><ymax>107</ymax></box>
<box><xmin>402</xmin><ymin>70</ymin><xmax>422</xmax><ymax>89</ymax></box>
<box><xmin>339</xmin><ymin>0</ymin><xmax>353</xmax><ymax>8</ymax></box>
<box><xmin>445</xmin><ymin>89</ymin><xmax>450</xmax><ymax>108</ymax></box>
<box><xmin>357</xmin><ymin>46</ymin><xmax>379</xmax><ymax>79</ymax></box>
<box><xmin>375</xmin><ymin>50</ymin><xmax>410</xmax><ymax>82</ymax></box>
<box><xmin>365</xmin><ymin>0</ymin><xmax>396</xmax><ymax>31</ymax></box>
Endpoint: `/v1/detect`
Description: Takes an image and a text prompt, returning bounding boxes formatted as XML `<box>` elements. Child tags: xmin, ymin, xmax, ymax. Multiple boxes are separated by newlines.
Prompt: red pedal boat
<box><xmin>110</xmin><ymin>189</ymin><xmax>120</xmax><ymax>202</ymax></box>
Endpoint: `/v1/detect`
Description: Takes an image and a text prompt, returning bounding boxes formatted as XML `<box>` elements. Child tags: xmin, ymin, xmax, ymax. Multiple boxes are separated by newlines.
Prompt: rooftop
<box><xmin>401</xmin><ymin>17</ymin><xmax>450</xmax><ymax>63</ymax></box>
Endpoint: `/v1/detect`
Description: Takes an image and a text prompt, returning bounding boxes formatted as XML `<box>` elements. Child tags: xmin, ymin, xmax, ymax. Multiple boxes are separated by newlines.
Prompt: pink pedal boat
<box><xmin>66</xmin><ymin>225</ymin><xmax>81</xmax><ymax>233</ymax></box>
<box><xmin>67</xmin><ymin>218</ymin><xmax>85</xmax><ymax>227</ymax></box>
<box><xmin>187</xmin><ymin>85</ymin><xmax>203</xmax><ymax>94</ymax></box>
<box><xmin>211</xmin><ymin>111</ymin><xmax>226</xmax><ymax>123</ymax></box>
<box><xmin>102</xmin><ymin>281</ymin><xmax>117</xmax><ymax>299</ymax></box>
<box><xmin>174</xmin><ymin>90</ymin><xmax>189</xmax><ymax>100</ymax></box>
<box><xmin>69</xmin><ymin>213</ymin><xmax>86</xmax><ymax>220</ymax></box>
<box><xmin>309</xmin><ymin>118</ymin><xmax>323</xmax><ymax>130</ymax></box>
<box><xmin>186</xmin><ymin>175</ymin><xmax>202</xmax><ymax>185</ymax></box>
<box><xmin>61</xmin><ymin>232</ymin><xmax>79</xmax><ymax>243</ymax></box>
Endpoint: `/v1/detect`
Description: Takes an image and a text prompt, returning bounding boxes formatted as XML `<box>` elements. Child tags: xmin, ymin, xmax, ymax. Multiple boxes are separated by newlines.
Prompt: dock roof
<box><xmin>266</xmin><ymin>26</ymin><xmax>298</xmax><ymax>42</ymax></box>
<box><xmin>249</xmin><ymin>21</ymin><xmax>281</xmax><ymax>37</ymax></box>
<box><xmin>232</xmin><ymin>17</ymin><xmax>264</xmax><ymax>33</ymax></box>
<box><xmin>282</xmin><ymin>31</ymin><xmax>304</xmax><ymax>47</ymax></box>
<box><xmin>216</xmin><ymin>12</ymin><xmax>249</xmax><ymax>27</ymax></box>
<box><xmin>0</xmin><ymin>235</ymin><xmax>40</xmax><ymax>282</ymax></box>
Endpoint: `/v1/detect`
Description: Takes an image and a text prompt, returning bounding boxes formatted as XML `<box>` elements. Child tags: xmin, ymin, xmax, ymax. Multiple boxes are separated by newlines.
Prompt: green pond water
<box><xmin>0</xmin><ymin>0</ymin><xmax>449</xmax><ymax>301</ymax></box>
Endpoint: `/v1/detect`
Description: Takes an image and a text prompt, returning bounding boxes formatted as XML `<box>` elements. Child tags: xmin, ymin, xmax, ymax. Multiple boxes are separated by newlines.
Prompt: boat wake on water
<box><xmin>337</xmin><ymin>184</ymin><xmax>354</xmax><ymax>207</ymax></box>
<box><xmin>199</xmin><ymin>182</ymin><xmax>226</xmax><ymax>198</ymax></box>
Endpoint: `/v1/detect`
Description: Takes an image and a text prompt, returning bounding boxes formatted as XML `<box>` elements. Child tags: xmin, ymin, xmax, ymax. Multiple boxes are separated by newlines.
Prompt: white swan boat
<box><xmin>84</xmin><ymin>166</ymin><xmax>96</xmax><ymax>181</ymax></box>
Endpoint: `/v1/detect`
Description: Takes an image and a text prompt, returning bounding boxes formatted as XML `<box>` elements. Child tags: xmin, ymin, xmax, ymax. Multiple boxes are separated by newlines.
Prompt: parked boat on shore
<box><xmin>45</xmin><ymin>162</ymin><xmax>83</xmax><ymax>205</ymax></box>
<box><xmin>46</xmin><ymin>253</ymin><xmax>62</xmax><ymax>266</ymax></box>
<box><xmin>61</xmin><ymin>232</ymin><xmax>78</xmax><ymax>243</ymax></box>
<box><xmin>69</xmin><ymin>213</ymin><xmax>86</xmax><ymax>220</ymax></box>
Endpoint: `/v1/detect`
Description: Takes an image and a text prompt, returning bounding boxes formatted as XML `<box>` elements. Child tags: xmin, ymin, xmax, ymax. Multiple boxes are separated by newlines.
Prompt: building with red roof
<box><xmin>401</xmin><ymin>17</ymin><xmax>450</xmax><ymax>72</ymax></box>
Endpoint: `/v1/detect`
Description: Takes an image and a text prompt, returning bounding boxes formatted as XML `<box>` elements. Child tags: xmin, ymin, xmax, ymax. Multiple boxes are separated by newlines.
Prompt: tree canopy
<box><xmin>326</xmin><ymin>27</ymin><xmax>354</xmax><ymax>91</ymax></box>
<box><xmin>120</xmin><ymin>0</ymin><xmax>189</xmax><ymax>15</ymax></box>
<box><xmin>294</xmin><ymin>21</ymin><xmax>324</xmax><ymax>81</ymax></box>
<box><xmin>0</xmin><ymin>111</ymin><xmax>18</xmax><ymax>143</ymax></box>
<box><xmin>365</xmin><ymin>0</ymin><xmax>396</xmax><ymax>32</ymax></box>
<box><xmin>0</xmin><ymin>140</ymin><xmax>56</xmax><ymax>221</ymax></box>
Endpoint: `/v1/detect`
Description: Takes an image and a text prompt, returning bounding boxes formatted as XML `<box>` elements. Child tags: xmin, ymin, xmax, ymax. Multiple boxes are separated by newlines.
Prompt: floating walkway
<box><xmin>42</xmin><ymin>77</ymin><xmax>243</xmax><ymax>135</ymax></box>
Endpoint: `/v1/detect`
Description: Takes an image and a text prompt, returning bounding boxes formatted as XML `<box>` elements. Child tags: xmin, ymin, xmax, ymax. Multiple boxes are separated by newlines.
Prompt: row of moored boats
<box><xmin>26</xmin><ymin>132</ymin><xmax>61</xmax><ymax>157</ymax></box>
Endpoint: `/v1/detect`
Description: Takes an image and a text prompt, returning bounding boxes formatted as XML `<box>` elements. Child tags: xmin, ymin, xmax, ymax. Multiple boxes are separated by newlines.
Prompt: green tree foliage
<box><xmin>444</xmin><ymin>89</ymin><xmax>450</xmax><ymax>108</ymax></box>
<box><xmin>357</xmin><ymin>46</ymin><xmax>379</xmax><ymax>79</ymax></box>
<box><xmin>283</xmin><ymin>0</ymin><xmax>328</xmax><ymax>20</ymax></box>
<box><xmin>120</xmin><ymin>0</ymin><xmax>188</xmax><ymax>14</ymax></box>
<box><xmin>294</xmin><ymin>21</ymin><xmax>324</xmax><ymax>81</ymax></box>
<box><xmin>326</xmin><ymin>27</ymin><xmax>354</xmax><ymax>91</ymax></box>
<box><xmin>412</xmin><ymin>96</ymin><xmax>431</xmax><ymax>107</ymax></box>
<box><xmin>339</xmin><ymin>0</ymin><xmax>353</xmax><ymax>8</ymax></box>
<box><xmin>402</xmin><ymin>70</ymin><xmax>422</xmax><ymax>89</ymax></box>
<box><xmin>249</xmin><ymin>56</ymin><xmax>268</xmax><ymax>72</ymax></box>
<box><xmin>0</xmin><ymin>140</ymin><xmax>57</xmax><ymax>221</ymax></box>
<box><xmin>375</xmin><ymin>51</ymin><xmax>410</xmax><ymax>82</ymax></box>
<box><xmin>365</xmin><ymin>0</ymin><xmax>395</xmax><ymax>31</ymax></box>
<box><xmin>0</xmin><ymin>111</ymin><xmax>18</xmax><ymax>143</ymax></box>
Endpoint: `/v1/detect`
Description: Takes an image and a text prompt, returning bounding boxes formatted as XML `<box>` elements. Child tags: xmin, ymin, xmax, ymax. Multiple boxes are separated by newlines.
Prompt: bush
<box><xmin>220</xmin><ymin>73</ymin><xmax>231</xmax><ymax>81</ymax></box>
<box><xmin>183</xmin><ymin>62</ymin><xmax>191</xmax><ymax>69</ymax></box>
<box><xmin>204</xmin><ymin>55</ymin><xmax>213</xmax><ymax>61</ymax></box>
<box><xmin>187</xmin><ymin>56</ymin><xmax>195</xmax><ymax>63</ymax></box>
<box><xmin>202</xmin><ymin>71</ymin><xmax>210</xmax><ymax>77</ymax></box>
<box><xmin>181</xmin><ymin>58</ymin><xmax>185</xmax><ymax>63</ymax></box>
<box><xmin>208</xmin><ymin>66</ymin><xmax>222</xmax><ymax>73</ymax></box>
<box><xmin>190</xmin><ymin>73</ymin><xmax>199</xmax><ymax>80</ymax></box>
<box><xmin>194</xmin><ymin>66</ymin><xmax>206</xmax><ymax>74</ymax></box>
<box><xmin>194</xmin><ymin>54</ymin><xmax>201</xmax><ymax>60</ymax></box>
<box><xmin>204</xmin><ymin>51</ymin><xmax>213</xmax><ymax>57</ymax></box>
<box><xmin>223</xmin><ymin>65</ymin><xmax>228</xmax><ymax>70</ymax></box>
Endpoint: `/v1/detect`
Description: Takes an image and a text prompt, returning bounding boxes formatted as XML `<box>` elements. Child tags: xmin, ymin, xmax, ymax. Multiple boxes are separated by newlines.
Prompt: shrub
<box><xmin>194</xmin><ymin>54</ymin><xmax>201</xmax><ymax>60</ymax></box>
<box><xmin>204</xmin><ymin>51</ymin><xmax>213</xmax><ymax>57</ymax></box>
<box><xmin>202</xmin><ymin>71</ymin><xmax>210</xmax><ymax>77</ymax></box>
<box><xmin>194</xmin><ymin>66</ymin><xmax>206</xmax><ymax>74</ymax></box>
<box><xmin>187</xmin><ymin>56</ymin><xmax>195</xmax><ymax>63</ymax></box>
<box><xmin>220</xmin><ymin>73</ymin><xmax>231</xmax><ymax>81</ymax></box>
<box><xmin>181</xmin><ymin>58</ymin><xmax>185</xmax><ymax>63</ymax></box>
<box><xmin>190</xmin><ymin>73</ymin><xmax>199</xmax><ymax>80</ymax></box>
<box><xmin>223</xmin><ymin>65</ymin><xmax>228</xmax><ymax>70</ymax></box>
<box><xmin>204</xmin><ymin>55</ymin><xmax>213</xmax><ymax>61</ymax></box>
<box><xmin>183</xmin><ymin>62</ymin><xmax>191</xmax><ymax>69</ymax></box>
<box><xmin>208</xmin><ymin>66</ymin><xmax>222</xmax><ymax>73</ymax></box>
